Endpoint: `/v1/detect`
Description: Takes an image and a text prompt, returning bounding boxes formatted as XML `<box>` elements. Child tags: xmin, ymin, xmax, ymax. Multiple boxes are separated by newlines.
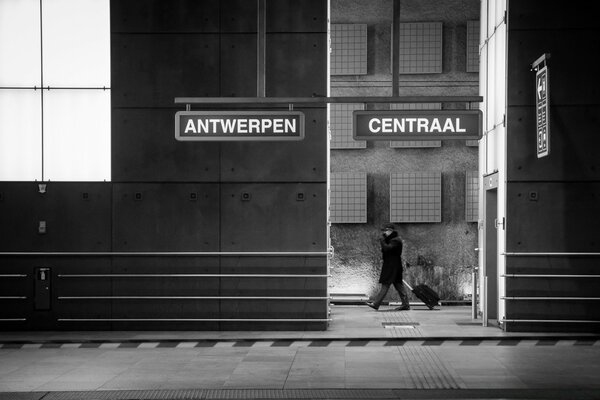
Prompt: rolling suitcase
<box><xmin>403</xmin><ymin>279</ymin><xmax>440</xmax><ymax>310</ymax></box>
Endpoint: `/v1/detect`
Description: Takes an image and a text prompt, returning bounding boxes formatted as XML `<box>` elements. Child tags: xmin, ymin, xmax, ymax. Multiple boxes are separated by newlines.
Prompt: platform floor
<box><xmin>1</xmin><ymin>306</ymin><xmax>599</xmax><ymax>399</ymax></box>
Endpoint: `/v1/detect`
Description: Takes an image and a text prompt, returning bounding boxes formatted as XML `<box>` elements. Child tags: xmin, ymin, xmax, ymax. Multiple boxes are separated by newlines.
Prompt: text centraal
<box><xmin>368</xmin><ymin>117</ymin><xmax>466</xmax><ymax>134</ymax></box>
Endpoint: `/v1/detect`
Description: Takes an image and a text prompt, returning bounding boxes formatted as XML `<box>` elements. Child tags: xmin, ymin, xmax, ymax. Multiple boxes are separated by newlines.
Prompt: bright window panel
<box><xmin>42</xmin><ymin>0</ymin><xmax>110</xmax><ymax>87</ymax></box>
<box><xmin>331</xmin><ymin>24</ymin><xmax>367</xmax><ymax>75</ymax></box>
<box><xmin>466</xmin><ymin>21</ymin><xmax>480</xmax><ymax>73</ymax></box>
<box><xmin>0</xmin><ymin>90</ymin><xmax>42</xmax><ymax>181</ymax></box>
<box><xmin>465</xmin><ymin>171</ymin><xmax>479</xmax><ymax>222</ymax></box>
<box><xmin>396</xmin><ymin>22</ymin><xmax>443</xmax><ymax>74</ymax></box>
<box><xmin>43</xmin><ymin>90</ymin><xmax>110</xmax><ymax>181</ymax></box>
<box><xmin>0</xmin><ymin>0</ymin><xmax>41</xmax><ymax>87</ymax></box>
<box><xmin>330</xmin><ymin>172</ymin><xmax>367</xmax><ymax>223</ymax></box>
<box><xmin>331</xmin><ymin>103</ymin><xmax>366</xmax><ymax>149</ymax></box>
<box><xmin>390</xmin><ymin>172</ymin><xmax>442</xmax><ymax>223</ymax></box>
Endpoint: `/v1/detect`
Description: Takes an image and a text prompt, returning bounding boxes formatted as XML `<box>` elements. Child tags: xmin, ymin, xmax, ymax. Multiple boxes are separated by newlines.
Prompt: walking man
<box><xmin>366</xmin><ymin>223</ymin><xmax>410</xmax><ymax>311</ymax></box>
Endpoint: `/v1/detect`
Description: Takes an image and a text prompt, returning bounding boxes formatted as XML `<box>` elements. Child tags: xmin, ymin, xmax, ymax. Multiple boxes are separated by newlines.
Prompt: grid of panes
<box><xmin>466</xmin><ymin>20</ymin><xmax>480</xmax><ymax>73</ymax></box>
<box><xmin>0</xmin><ymin>0</ymin><xmax>110</xmax><ymax>181</ymax></box>
<box><xmin>390</xmin><ymin>172</ymin><xmax>442</xmax><ymax>223</ymax></box>
<box><xmin>389</xmin><ymin>103</ymin><xmax>442</xmax><ymax>148</ymax></box>
<box><xmin>331</xmin><ymin>24</ymin><xmax>368</xmax><ymax>75</ymax></box>
<box><xmin>330</xmin><ymin>172</ymin><xmax>367</xmax><ymax>223</ymax></box>
<box><xmin>330</xmin><ymin>103</ymin><xmax>366</xmax><ymax>149</ymax></box>
<box><xmin>396</xmin><ymin>22</ymin><xmax>443</xmax><ymax>74</ymax></box>
<box><xmin>465</xmin><ymin>171</ymin><xmax>479</xmax><ymax>222</ymax></box>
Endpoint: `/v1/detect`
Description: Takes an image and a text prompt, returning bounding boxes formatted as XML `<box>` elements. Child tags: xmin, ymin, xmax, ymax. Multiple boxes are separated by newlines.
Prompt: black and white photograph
<box><xmin>0</xmin><ymin>1</ymin><xmax>599</xmax><ymax>399</ymax></box>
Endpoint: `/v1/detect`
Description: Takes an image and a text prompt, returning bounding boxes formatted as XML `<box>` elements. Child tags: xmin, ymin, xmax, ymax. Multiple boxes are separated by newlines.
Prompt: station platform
<box><xmin>1</xmin><ymin>306</ymin><xmax>599</xmax><ymax>399</ymax></box>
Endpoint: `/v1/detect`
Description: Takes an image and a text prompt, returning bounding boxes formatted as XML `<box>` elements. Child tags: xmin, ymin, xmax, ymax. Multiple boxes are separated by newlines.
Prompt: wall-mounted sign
<box><xmin>353</xmin><ymin>110</ymin><xmax>482</xmax><ymax>141</ymax></box>
<box><xmin>535</xmin><ymin>66</ymin><xmax>550</xmax><ymax>158</ymax></box>
<box><xmin>175</xmin><ymin>111</ymin><xmax>305</xmax><ymax>141</ymax></box>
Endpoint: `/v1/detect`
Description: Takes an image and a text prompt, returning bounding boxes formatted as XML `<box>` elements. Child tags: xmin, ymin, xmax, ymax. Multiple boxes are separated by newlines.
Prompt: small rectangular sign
<box><xmin>536</xmin><ymin>66</ymin><xmax>550</xmax><ymax>158</ymax></box>
<box><xmin>175</xmin><ymin>111</ymin><xmax>305</xmax><ymax>141</ymax></box>
<box><xmin>353</xmin><ymin>110</ymin><xmax>482</xmax><ymax>141</ymax></box>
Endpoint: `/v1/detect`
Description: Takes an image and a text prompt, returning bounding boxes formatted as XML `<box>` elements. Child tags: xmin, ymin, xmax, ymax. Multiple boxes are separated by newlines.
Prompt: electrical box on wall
<box><xmin>34</xmin><ymin>267</ymin><xmax>51</xmax><ymax>310</ymax></box>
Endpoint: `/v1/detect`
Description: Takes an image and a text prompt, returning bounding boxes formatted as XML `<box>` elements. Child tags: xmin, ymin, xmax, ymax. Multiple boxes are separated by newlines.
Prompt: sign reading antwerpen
<box><xmin>175</xmin><ymin>111</ymin><xmax>305</xmax><ymax>141</ymax></box>
<box><xmin>353</xmin><ymin>110</ymin><xmax>482</xmax><ymax>141</ymax></box>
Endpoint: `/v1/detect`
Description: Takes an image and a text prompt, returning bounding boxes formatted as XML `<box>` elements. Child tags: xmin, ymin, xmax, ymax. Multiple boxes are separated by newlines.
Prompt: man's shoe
<box><xmin>366</xmin><ymin>301</ymin><xmax>379</xmax><ymax>311</ymax></box>
<box><xmin>394</xmin><ymin>305</ymin><xmax>410</xmax><ymax>311</ymax></box>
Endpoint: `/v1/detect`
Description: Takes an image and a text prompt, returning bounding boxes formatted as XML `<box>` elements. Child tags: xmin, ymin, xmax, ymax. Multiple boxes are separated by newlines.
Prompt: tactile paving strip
<box><xmin>397</xmin><ymin>346</ymin><xmax>465</xmax><ymax>389</ymax></box>
<box><xmin>1</xmin><ymin>339</ymin><xmax>597</xmax><ymax>349</ymax></box>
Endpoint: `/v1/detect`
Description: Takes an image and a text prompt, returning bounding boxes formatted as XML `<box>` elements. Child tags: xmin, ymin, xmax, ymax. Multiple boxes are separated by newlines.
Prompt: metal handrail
<box><xmin>502</xmin><ymin>274</ymin><xmax>600</xmax><ymax>278</ymax></box>
<box><xmin>502</xmin><ymin>297</ymin><xmax>600</xmax><ymax>301</ymax></box>
<box><xmin>0</xmin><ymin>274</ymin><xmax>27</xmax><ymax>278</ymax></box>
<box><xmin>58</xmin><ymin>274</ymin><xmax>329</xmax><ymax>278</ymax></box>
<box><xmin>58</xmin><ymin>318</ymin><xmax>331</xmax><ymax>322</ymax></box>
<box><xmin>0</xmin><ymin>318</ymin><xmax>26</xmax><ymax>322</ymax></box>
<box><xmin>58</xmin><ymin>296</ymin><xmax>330</xmax><ymax>300</ymax></box>
<box><xmin>0</xmin><ymin>297</ymin><xmax>27</xmax><ymax>300</ymax></box>
<box><xmin>503</xmin><ymin>252</ymin><xmax>600</xmax><ymax>256</ymax></box>
<box><xmin>502</xmin><ymin>318</ymin><xmax>600</xmax><ymax>324</ymax></box>
<box><xmin>174</xmin><ymin>95</ymin><xmax>483</xmax><ymax>105</ymax></box>
<box><xmin>0</xmin><ymin>251</ymin><xmax>329</xmax><ymax>256</ymax></box>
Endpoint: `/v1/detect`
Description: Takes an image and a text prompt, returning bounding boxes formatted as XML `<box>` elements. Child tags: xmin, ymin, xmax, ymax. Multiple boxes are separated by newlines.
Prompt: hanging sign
<box><xmin>175</xmin><ymin>111</ymin><xmax>305</xmax><ymax>141</ymax></box>
<box><xmin>353</xmin><ymin>110</ymin><xmax>482</xmax><ymax>141</ymax></box>
<box><xmin>535</xmin><ymin>66</ymin><xmax>550</xmax><ymax>158</ymax></box>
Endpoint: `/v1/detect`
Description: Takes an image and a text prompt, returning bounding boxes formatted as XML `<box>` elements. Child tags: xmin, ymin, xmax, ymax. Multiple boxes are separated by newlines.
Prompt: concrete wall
<box><xmin>502</xmin><ymin>0</ymin><xmax>600</xmax><ymax>332</ymax></box>
<box><xmin>330</xmin><ymin>0</ymin><xmax>480</xmax><ymax>299</ymax></box>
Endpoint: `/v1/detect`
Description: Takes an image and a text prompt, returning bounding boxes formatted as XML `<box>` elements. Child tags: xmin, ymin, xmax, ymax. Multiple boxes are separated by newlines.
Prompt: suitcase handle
<box><xmin>402</xmin><ymin>279</ymin><xmax>413</xmax><ymax>291</ymax></box>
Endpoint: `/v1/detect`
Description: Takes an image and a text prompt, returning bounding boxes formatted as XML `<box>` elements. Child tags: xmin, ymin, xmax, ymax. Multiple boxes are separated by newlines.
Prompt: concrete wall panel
<box><xmin>506</xmin><ymin>106</ymin><xmax>600</xmax><ymax>182</ymax></box>
<box><xmin>506</xmin><ymin>183</ymin><xmax>600</xmax><ymax>252</ymax></box>
<box><xmin>111</xmin><ymin>0</ymin><xmax>220</xmax><ymax>33</ymax></box>
<box><xmin>266</xmin><ymin>34</ymin><xmax>327</xmax><ymax>97</ymax></box>
<box><xmin>111</xmin><ymin>34</ymin><xmax>220</xmax><ymax>107</ymax></box>
<box><xmin>266</xmin><ymin>0</ymin><xmax>327</xmax><ymax>33</ymax></box>
<box><xmin>220</xmin><ymin>107</ymin><xmax>327</xmax><ymax>182</ymax></box>
<box><xmin>112</xmin><ymin>109</ymin><xmax>220</xmax><ymax>182</ymax></box>
<box><xmin>0</xmin><ymin>183</ymin><xmax>111</xmax><ymax>252</ymax></box>
<box><xmin>220</xmin><ymin>183</ymin><xmax>327</xmax><ymax>252</ymax></box>
<box><xmin>113</xmin><ymin>184</ymin><xmax>220</xmax><ymax>251</ymax></box>
<box><xmin>220</xmin><ymin>34</ymin><xmax>258</xmax><ymax>97</ymax></box>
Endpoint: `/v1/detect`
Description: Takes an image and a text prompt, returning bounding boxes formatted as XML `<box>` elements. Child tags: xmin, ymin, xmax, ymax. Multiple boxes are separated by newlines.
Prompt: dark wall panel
<box><xmin>506</xmin><ymin>277</ymin><xmax>600</xmax><ymax>298</ymax></box>
<box><xmin>509</xmin><ymin>1</ymin><xmax>600</xmax><ymax>30</ymax></box>
<box><xmin>507</xmin><ymin>32</ymin><xmax>600</xmax><ymax>107</ymax></box>
<box><xmin>111</xmin><ymin>256</ymin><xmax>219</xmax><ymax>296</ymax></box>
<box><xmin>266</xmin><ymin>34</ymin><xmax>327</xmax><ymax>97</ymax></box>
<box><xmin>220</xmin><ymin>34</ymin><xmax>257</xmax><ymax>97</ymax></box>
<box><xmin>0</xmin><ymin>258</ymin><xmax>32</xmax><ymax>328</ymax></box>
<box><xmin>111</xmin><ymin>34</ymin><xmax>220</xmax><ymax>107</ymax></box>
<box><xmin>221</xmin><ymin>107</ymin><xmax>327</xmax><ymax>182</ymax></box>
<box><xmin>506</xmin><ymin>183</ymin><xmax>600</xmax><ymax>252</ymax></box>
<box><xmin>111</xmin><ymin>0</ymin><xmax>220</xmax><ymax>33</ymax></box>
<box><xmin>506</xmin><ymin>300</ymin><xmax>600</xmax><ymax>320</ymax></box>
<box><xmin>220</xmin><ymin>0</ymin><xmax>257</xmax><ymax>33</ymax></box>
<box><xmin>52</xmin><ymin>258</ymin><xmax>112</xmax><ymax>330</ymax></box>
<box><xmin>112</xmin><ymin>109</ymin><xmax>220</xmax><ymax>182</ymax></box>
<box><xmin>220</xmin><ymin>183</ymin><xmax>327</xmax><ymax>252</ymax></box>
<box><xmin>506</xmin><ymin>256</ymin><xmax>600</xmax><ymax>275</ymax></box>
<box><xmin>0</xmin><ymin>183</ymin><xmax>111</xmax><ymax>252</ymax></box>
<box><xmin>266</xmin><ymin>0</ymin><xmax>327</xmax><ymax>33</ymax></box>
<box><xmin>113</xmin><ymin>184</ymin><xmax>219</xmax><ymax>251</ymax></box>
<box><xmin>506</xmin><ymin>106</ymin><xmax>600</xmax><ymax>182</ymax></box>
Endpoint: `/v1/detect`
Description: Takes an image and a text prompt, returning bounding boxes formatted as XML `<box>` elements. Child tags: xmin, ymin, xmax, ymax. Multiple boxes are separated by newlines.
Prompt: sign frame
<box><xmin>175</xmin><ymin>110</ymin><xmax>305</xmax><ymax>142</ymax></box>
<box><xmin>352</xmin><ymin>110</ymin><xmax>482</xmax><ymax>141</ymax></box>
<box><xmin>535</xmin><ymin>65</ymin><xmax>550</xmax><ymax>158</ymax></box>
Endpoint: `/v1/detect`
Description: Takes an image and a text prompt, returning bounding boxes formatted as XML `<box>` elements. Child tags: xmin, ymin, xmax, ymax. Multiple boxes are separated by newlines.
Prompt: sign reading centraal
<box><xmin>175</xmin><ymin>111</ymin><xmax>305</xmax><ymax>141</ymax></box>
<box><xmin>353</xmin><ymin>110</ymin><xmax>482</xmax><ymax>141</ymax></box>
